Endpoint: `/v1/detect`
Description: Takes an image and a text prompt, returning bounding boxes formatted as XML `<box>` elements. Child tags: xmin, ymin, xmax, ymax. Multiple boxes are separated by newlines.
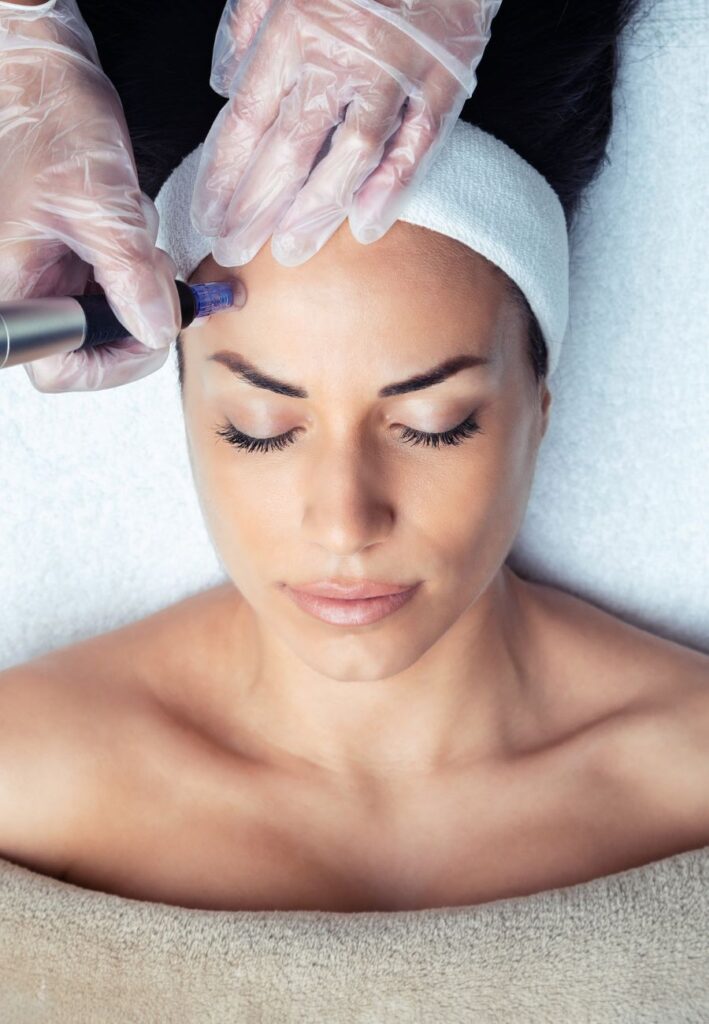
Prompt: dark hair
<box><xmin>80</xmin><ymin>0</ymin><xmax>644</xmax><ymax>388</ymax></box>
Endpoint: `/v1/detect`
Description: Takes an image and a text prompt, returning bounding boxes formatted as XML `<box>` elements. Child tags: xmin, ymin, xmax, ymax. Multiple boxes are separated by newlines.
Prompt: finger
<box><xmin>139</xmin><ymin>192</ymin><xmax>160</xmax><ymax>245</ymax></box>
<box><xmin>210</xmin><ymin>0</ymin><xmax>279</xmax><ymax>96</ymax></box>
<box><xmin>24</xmin><ymin>336</ymin><xmax>170</xmax><ymax>394</ymax></box>
<box><xmin>349</xmin><ymin>68</ymin><xmax>466</xmax><ymax>244</ymax></box>
<box><xmin>44</xmin><ymin>179</ymin><xmax>182</xmax><ymax>350</ymax></box>
<box><xmin>26</xmin><ymin>58</ymin><xmax>182</xmax><ymax>349</ymax></box>
<box><xmin>191</xmin><ymin>18</ymin><xmax>298</xmax><ymax>237</ymax></box>
<box><xmin>271</xmin><ymin>73</ymin><xmax>408</xmax><ymax>267</ymax></box>
<box><xmin>211</xmin><ymin>67</ymin><xmax>346</xmax><ymax>267</ymax></box>
<box><xmin>0</xmin><ymin>29</ymin><xmax>180</xmax><ymax>349</ymax></box>
<box><xmin>33</xmin><ymin>248</ymin><xmax>92</xmax><ymax>299</ymax></box>
<box><xmin>0</xmin><ymin>233</ymin><xmax>88</xmax><ymax>301</ymax></box>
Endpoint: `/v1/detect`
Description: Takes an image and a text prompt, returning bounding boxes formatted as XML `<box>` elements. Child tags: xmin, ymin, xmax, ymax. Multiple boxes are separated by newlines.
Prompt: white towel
<box><xmin>0</xmin><ymin>0</ymin><xmax>706</xmax><ymax>667</ymax></box>
<box><xmin>154</xmin><ymin>122</ymin><xmax>570</xmax><ymax>379</ymax></box>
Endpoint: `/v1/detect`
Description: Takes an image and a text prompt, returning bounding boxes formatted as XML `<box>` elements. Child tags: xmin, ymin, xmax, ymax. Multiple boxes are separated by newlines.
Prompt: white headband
<box><xmin>155</xmin><ymin>121</ymin><xmax>569</xmax><ymax>377</ymax></box>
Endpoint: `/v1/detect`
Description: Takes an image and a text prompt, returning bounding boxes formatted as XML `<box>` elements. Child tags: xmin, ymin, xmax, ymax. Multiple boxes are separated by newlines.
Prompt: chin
<box><xmin>280</xmin><ymin>626</ymin><xmax>436</xmax><ymax>685</ymax></box>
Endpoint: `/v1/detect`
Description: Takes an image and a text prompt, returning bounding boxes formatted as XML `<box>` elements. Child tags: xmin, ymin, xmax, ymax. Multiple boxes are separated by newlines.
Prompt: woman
<box><xmin>0</xmin><ymin>0</ymin><xmax>707</xmax><ymax>913</ymax></box>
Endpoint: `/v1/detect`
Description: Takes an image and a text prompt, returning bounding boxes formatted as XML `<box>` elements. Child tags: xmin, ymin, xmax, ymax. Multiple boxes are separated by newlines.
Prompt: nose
<box><xmin>302</xmin><ymin>445</ymin><xmax>395</xmax><ymax>555</ymax></box>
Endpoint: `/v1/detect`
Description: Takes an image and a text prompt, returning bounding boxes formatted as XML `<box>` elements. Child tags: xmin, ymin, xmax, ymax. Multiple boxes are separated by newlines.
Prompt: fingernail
<box><xmin>272</xmin><ymin>233</ymin><xmax>315</xmax><ymax>267</ymax></box>
<box><xmin>213</xmin><ymin>235</ymin><xmax>248</xmax><ymax>267</ymax></box>
<box><xmin>356</xmin><ymin>222</ymin><xmax>383</xmax><ymax>245</ymax></box>
<box><xmin>273</xmin><ymin>232</ymin><xmax>297</xmax><ymax>259</ymax></box>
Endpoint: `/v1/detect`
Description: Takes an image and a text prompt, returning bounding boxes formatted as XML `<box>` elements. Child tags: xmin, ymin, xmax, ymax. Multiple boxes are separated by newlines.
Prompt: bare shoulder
<box><xmin>523</xmin><ymin>575</ymin><xmax>709</xmax><ymax>831</ymax></box>
<box><xmin>522</xmin><ymin>573</ymin><xmax>709</xmax><ymax>694</ymax></box>
<box><xmin>0</xmin><ymin>658</ymin><xmax>106</xmax><ymax>879</ymax></box>
<box><xmin>0</xmin><ymin>583</ymin><xmax>235</xmax><ymax>879</ymax></box>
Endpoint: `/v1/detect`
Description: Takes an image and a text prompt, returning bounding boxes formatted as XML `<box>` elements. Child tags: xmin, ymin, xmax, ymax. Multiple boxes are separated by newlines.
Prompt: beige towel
<box><xmin>1</xmin><ymin>846</ymin><xmax>708</xmax><ymax>1023</ymax></box>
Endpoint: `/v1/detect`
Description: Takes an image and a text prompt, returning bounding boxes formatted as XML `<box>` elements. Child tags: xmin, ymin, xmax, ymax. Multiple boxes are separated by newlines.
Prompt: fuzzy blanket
<box><xmin>1</xmin><ymin>845</ymin><xmax>708</xmax><ymax>1023</ymax></box>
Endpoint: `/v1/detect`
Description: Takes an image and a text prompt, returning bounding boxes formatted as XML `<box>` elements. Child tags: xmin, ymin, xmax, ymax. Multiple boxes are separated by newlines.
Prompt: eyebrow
<box><xmin>206</xmin><ymin>350</ymin><xmax>490</xmax><ymax>398</ymax></box>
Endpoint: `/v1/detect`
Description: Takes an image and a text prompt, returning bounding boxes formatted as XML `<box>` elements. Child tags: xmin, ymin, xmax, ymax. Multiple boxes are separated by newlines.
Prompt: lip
<box><xmin>286</xmin><ymin>579</ymin><xmax>417</xmax><ymax>599</ymax></box>
<box><xmin>282</xmin><ymin>583</ymin><xmax>420</xmax><ymax>626</ymax></box>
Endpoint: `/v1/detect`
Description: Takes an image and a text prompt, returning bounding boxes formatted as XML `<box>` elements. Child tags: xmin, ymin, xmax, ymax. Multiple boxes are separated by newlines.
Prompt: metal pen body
<box><xmin>0</xmin><ymin>280</ymin><xmax>234</xmax><ymax>370</ymax></box>
<box><xmin>0</xmin><ymin>297</ymin><xmax>86</xmax><ymax>369</ymax></box>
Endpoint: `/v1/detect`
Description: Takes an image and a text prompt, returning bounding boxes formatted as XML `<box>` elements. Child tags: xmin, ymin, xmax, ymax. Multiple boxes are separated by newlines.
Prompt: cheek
<box><xmin>469</xmin><ymin>403</ymin><xmax>538</xmax><ymax>552</ymax></box>
<box><xmin>179</xmin><ymin>361</ymin><xmax>282</xmax><ymax>582</ymax></box>
<box><xmin>405</xmin><ymin>408</ymin><xmax>536</xmax><ymax>576</ymax></box>
<box><xmin>183</xmin><ymin>415</ymin><xmax>291</xmax><ymax>581</ymax></box>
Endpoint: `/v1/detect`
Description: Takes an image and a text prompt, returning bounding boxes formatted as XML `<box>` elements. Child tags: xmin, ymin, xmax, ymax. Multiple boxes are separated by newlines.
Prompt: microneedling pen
<box><xmin>0</xmin><ymin>280</ymin><xmax>235</xmax><ymax>370</ymax></box>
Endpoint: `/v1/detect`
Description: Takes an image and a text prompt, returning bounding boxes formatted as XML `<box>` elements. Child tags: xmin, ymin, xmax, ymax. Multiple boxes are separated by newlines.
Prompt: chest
<box><xmin>59</xmin><ymin>721</ymin><xmax>691</xmax><ymax>913</ymax></box>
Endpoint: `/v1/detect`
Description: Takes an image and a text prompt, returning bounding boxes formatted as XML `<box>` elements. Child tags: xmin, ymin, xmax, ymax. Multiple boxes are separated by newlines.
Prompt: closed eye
<box><xmin>213</xmin><ymin>411</ymin><xmax>483</xmax><ymax>454</ymax></box>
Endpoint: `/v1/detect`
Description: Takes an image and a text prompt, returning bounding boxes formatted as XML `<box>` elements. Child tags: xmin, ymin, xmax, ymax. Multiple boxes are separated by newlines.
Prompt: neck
<box><xmin>216</xmin><ymin>565</ymin><xmax>543</xmax><ymax>787</ymax></box>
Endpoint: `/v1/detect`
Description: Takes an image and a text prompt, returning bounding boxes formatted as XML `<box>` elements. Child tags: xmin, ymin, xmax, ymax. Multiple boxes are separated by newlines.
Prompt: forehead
<box><xmin>186</xmin><ymin>220</ymin><xmax>519</xmax><ymax>382</ymax></box>
<box><xmin>192</xmin><ymin>220</ymin><xmax>509</xmax><ymax>314</ymax></box>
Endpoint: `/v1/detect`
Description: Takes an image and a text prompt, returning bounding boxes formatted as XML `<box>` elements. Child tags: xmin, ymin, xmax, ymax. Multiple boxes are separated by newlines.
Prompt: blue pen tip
<box><xmin>189</xmin><ymin>282</ymin><xmax>235</xmax><ymax>319</ymax></box>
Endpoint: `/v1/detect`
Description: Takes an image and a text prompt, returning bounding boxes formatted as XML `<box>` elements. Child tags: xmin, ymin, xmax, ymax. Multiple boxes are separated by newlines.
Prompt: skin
<box><xmin>2</xmin><ymin>218</ymin><xmax>708</xmax><ymax>914</ymax></box>
<box><xmin>174</xmin><ymin>218</ymin><xmax>553</xmax><ymax>794</ymax></box>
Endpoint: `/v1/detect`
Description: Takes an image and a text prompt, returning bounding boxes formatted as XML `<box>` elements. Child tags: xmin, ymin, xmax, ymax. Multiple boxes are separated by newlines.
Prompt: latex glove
<box><xmin>191</xmin><ymin>0</ymin><xmax>503</xmax><ymax>268</ymax></box>
<box><xmin>0</xmin><ymin>0</ymin><xmax>182</xmax><ymax>392</ymax></box>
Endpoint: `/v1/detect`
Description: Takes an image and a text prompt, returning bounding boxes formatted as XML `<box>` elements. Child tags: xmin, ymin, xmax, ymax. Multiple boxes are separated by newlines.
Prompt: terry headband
<box><xmin>154</xmin><ymin>120</ymin><xmax>569</xmax><ymax>378</ymax></box>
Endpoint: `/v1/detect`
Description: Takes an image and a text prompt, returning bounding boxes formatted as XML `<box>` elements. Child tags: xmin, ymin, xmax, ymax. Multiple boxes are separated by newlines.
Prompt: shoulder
<box><xmin>522</xmin><ymin>573</ymin><xmax>709</xmax><ymax>706</ymax></box>
<box><xmin>0</xmin><ymin>659</ymin><xmax>104</xmax><ymax>879</ymax></box>
<box><xmin>526</xmin><ymin>576</ymin><xmax>709</xmax><ymax>832</ymax></box>
<box><xmin>0</xmin><ymin>652</ymin><xmax>169</xmax><ymax>882</ymax></box>
<box><xmin>0</xmin><ymin>583</ymin><xmax>239</xmax><ymax>879</ymax></box>
<box><xmin>600</xmin><ymin>665</ymin><xmax>709</xmax><ymax>829</ymax></box>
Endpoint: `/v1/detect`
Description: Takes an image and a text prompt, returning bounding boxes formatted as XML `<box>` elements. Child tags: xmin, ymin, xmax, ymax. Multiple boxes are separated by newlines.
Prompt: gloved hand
<box><xmin>0</xmin><ymin>0</ymin><xmax>182</xmax><ymax>392</ymax></box>
<box><xmin>191</xmin><ymin>0</ymin><xmax>503</xmax><ymax>268</ymax></box>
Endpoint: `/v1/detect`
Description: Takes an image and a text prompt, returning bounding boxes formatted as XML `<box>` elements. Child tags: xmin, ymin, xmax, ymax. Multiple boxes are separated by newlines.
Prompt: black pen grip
<box><xmin>73</xmin><ymin>281</ymin><xmax>196</xmax><ymax>348</ymax></box>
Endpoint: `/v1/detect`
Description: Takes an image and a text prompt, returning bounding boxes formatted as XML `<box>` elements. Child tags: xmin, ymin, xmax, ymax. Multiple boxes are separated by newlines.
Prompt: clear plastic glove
<box><xmin>0</xmin><ymin>0</ymin><xmax>182</xmax><ymax>392</ymax></box>
<box><xmin>191</xmin><ymin>0</ymin><xmax>503</xmax><ymax>268</ymax></box>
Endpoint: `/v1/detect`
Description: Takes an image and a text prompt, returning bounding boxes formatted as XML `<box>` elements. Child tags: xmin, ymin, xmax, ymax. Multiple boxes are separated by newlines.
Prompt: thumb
<box><xmin>97</xmin><ymin>244</ymin><xmax>182</xmax><ymax>351</ymax></box>
<box><xmin>60</xmin><ymin>190</ymin><xmax>182</xmax><ymax>350</ymax></box>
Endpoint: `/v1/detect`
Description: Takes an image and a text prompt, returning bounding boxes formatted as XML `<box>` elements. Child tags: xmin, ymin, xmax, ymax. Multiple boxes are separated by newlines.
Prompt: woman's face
<box><xmin>179</xmin><ymin>220</ymin><xmax>551</xmax><ymax>682</ymax></box>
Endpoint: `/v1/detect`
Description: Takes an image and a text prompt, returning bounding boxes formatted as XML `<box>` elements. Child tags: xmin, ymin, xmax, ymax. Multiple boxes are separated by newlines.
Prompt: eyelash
<box><xmin>214</xmin><ymin>412</ymin><xmax>483</xmax><ymax>454</ymax></box>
